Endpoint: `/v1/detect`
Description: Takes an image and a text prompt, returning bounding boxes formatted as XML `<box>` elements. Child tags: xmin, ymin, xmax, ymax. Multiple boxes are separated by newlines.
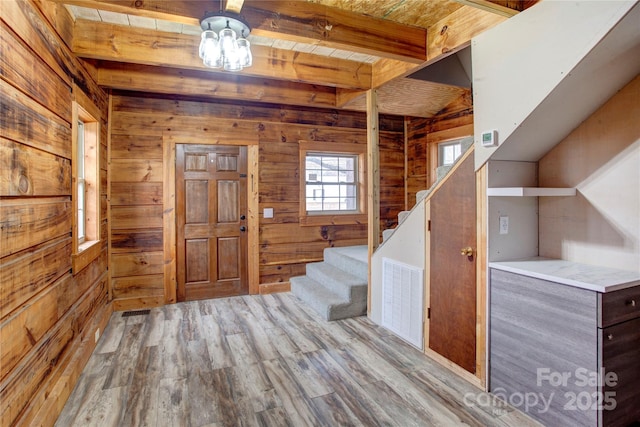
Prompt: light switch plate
<box><xmin>264</xmin><ymin>208</ymin><xmax>274</xmax><ymax>218</ymax></box>
<box><xmin>499</xmin><ymin>216</ymin><xmax>509</xmax><ymax>235</ymax></box>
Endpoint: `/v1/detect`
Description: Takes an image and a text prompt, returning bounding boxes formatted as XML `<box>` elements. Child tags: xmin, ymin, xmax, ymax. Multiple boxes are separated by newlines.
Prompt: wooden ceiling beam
<box><xmin>72</xmin><ymin>20</ymin><xmax>372</xmax><ymax>89</ymax></box>
<box><xmin>53</xmin><ymin>0</ymin><xmax>427</xmax><ymax>63</ymax></box>
<box><xmin>52</xmin><ymin>0</ymin><xmax>201</xmax><ymax>25</ymax></box>
<box><xmin>224</xmin><ymin>0</ymin><xmax>245</xmax><ymax>14</ymax></box>
<box><xmin>241</xmin><ymin>1</ymin><xmax>427</xmax><ymax>63</ymax></box>
<box><xmin>97</xmin><ymin>62</ymin><xmax>337</xmax><ymax>108</ymax></box>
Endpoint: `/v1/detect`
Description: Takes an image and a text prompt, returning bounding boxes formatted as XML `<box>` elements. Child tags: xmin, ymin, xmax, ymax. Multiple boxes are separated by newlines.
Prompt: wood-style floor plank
<box><xmin>120</xmin><ymin>345</ymin><xmax>161</xmax><ymax>427</ymax></box>
<box><xmin>56</xmin><ymin>293</ymin><xmax>542</xmax><ymax>427</ymax></box>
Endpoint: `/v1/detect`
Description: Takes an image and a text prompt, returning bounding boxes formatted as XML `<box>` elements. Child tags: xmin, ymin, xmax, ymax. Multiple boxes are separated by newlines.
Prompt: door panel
<box><xmin>185</xmin><ymin>180</ymin><xmax>208</xmax><ymax>223</ymax></box>
<box><xmin>186</xmin><ymin>239</ymin><xmax>209</xmax><ymax>283</ymax></box>
<box><xmin>177</xmin><ymin>144</ymin><xmax>248</xmax><ymax>301</ymax></box>
<box><xmin>218</xmin><ymin>181</ymin><xmax>239</xmax><ymax>222</ymax></box>
<box><xmin>428</xmin><ymin>153</ymin><xmax>477</xmax><ymax>373</ymax></box>
<box><xmin>218</xmin><ymin>238</ymin><xmax>240</xmax><ymax>279</ymax></box>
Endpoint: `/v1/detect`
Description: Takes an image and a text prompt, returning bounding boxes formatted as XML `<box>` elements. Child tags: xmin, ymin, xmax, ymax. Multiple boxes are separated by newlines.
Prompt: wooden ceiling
<box><xmin>53</xmin><ymin>0</ymin><xmax>536</xmax><ymax>117</ymax></box>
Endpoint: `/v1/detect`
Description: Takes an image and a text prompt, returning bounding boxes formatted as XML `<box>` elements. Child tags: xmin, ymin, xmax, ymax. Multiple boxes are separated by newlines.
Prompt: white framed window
<box><xmin>438</xmin><ymin>140</ymin><xmax>462</xmax><ymax>167</ymax></box>
<box><xmin>299</xmin><ymin>141</ymin><xmax>366</xmax><ymax>226</ymax></box>
<box><xmin>305</xmin><ymin>153</ymin><xmax>358</xmax><ymax>213</ymax></box>
<box><xmin>72</xmin><ymin>87</ymin><xmax>101</xmax><ymax>273</ymax></box>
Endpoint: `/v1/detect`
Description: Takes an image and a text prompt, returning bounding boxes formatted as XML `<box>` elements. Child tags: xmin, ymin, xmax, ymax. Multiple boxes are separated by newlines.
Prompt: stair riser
<box><xmin>306</xmin><ymin>264</ymin><xmax>366</xmax><ymax>300</ymax></box>
<box><xmin>290</xmin><ymin>277</ymin><xmax>366</xmax><ymax>321</ymax></box>
<box><xmin>328</xmin><ymin>302</ymin><xmax>367</xmax><ymax>320</ymax></box>
<box><xmin>382</xmin><ymin>229</ymin><xmax>395</xmax><ymax>242</ymax></box>
<box><xmin>323</xmin><ymin>251</ymin><xmax>368</xmax><ymax>281</ymax></box>
<box><xmin>290</xmin><ymin>282</ymin><xmax>328</xmax><ymax>319</ymax></box>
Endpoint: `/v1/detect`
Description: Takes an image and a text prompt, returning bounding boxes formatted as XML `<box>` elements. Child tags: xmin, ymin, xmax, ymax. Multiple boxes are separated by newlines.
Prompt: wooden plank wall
<box><xmin>405</xmin><ymin>108</ymin><xmax>474</xmax><ymax>205</ymax></box>
<box><xmin>109</xmin><ymin>93</ymin><xmax>405</xmax><ymax>304</ymax></box>
<box><xmin>0</xmin><ymin>1</ymin><xmax>112</xmax><ymax>426</ymax></box>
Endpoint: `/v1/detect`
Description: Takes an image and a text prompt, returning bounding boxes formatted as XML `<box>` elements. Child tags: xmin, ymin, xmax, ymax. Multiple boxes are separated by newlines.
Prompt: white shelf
<box><xmin>487</xmin><ymin>187</ymin><xmax>576</xmax><ymax>197</ymax></box>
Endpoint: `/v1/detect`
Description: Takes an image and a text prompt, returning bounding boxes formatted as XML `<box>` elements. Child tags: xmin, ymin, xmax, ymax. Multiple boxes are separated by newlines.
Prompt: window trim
<box><xmin>438</xmin><ymin>139</ymin><xmax>463</xmax><ymax>167</ymax></box>
<box><xmin>429</xmin><ymin>136</ymin><xmax>467</xmax><ymax>185</ymax></box>
<box><xmin>71</xmin><ymin>86</ymin><xmax>102</xmax><ymax>274</ymax></box>
<box><xmin>305</xmin><ymin>152</ymin><xmax>359</xmax><ymax>214</ymax></box>
<box><xmin>298</xmin><ymin>141</ymin><xmax>367</xmax><ymax>226</ymax></box>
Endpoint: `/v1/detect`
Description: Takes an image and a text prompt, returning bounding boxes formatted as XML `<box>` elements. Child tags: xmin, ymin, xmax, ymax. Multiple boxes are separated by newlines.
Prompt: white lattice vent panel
<box><xmin>381</xmin><ymin>258</ymin><xmax>424</xmax><ymax>350</ymax></box>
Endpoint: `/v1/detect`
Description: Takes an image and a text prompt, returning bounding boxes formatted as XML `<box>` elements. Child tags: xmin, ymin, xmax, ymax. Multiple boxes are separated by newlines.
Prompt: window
<box><xmin>305</xmin><ymin>153</ymin><xmax>358</xmax><ymax>213</ymax></box>
<box><xmin>77</xmin><ymin>120</ymin><xmax>86</xmax><ymax>243</ymax></box>
<box><xmin>299</xmin><ymin>141</ymin><xmax>366</xmax><ymax>226</ymax></box>
<box><xmin>72</xmin><ymin>87</ymin><xmax>101</xmax><ymax>273</ymax></box>
<box><xmin>438</xmin><ymin>140</ymin><xmax>462</xmax><ymax>167</ymax></box>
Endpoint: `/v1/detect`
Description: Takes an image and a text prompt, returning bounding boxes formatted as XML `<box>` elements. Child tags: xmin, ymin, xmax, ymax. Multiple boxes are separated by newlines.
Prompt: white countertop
<box><xmin>489</xmin><ymin>257</ymin><xmax>640</xmax><ymax>293</ymax></box>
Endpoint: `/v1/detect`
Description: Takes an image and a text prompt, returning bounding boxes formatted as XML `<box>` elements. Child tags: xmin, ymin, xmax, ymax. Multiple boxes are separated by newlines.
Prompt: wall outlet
<box><xmin>264</xmin><ymin>207</ymin><xmax>274</xmax><ymax>219</ymax></box>
<box><xmin>94</xmin><ymin>328</ymin><xmax>100</xmax><ymax>343</ymax></box>
<box><xmin>499</xmin><ymin>216</ymin><xmax>509</xmax><ymax>235</ymax></box>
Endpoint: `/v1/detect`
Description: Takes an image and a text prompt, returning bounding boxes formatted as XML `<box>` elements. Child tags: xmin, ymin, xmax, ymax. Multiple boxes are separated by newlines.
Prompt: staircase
<box><xmin>290</xmin><ymin>245</ymin><xmax>368</xmax><ymax>321</ymax></box>
<box><xmin>383</xmin><ymin>136</ymin><xmax>474</xmax><ymax>242</ymax></box>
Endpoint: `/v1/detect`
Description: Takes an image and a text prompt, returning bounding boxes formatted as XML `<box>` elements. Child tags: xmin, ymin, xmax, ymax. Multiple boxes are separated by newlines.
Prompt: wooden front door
<box><xmin>428</xmin><ymin>153</ymin><xmax>477</xmax><ymax>373</ymax></box>
<box><xmin>176</xmin><ymin>144</ymin><xmax>248</xmax><ymax>301</ymax></box>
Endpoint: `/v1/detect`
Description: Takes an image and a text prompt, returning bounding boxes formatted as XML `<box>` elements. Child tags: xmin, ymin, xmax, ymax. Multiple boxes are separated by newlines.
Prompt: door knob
<box><xmin>460</xmin><ymin>247</ymin><xmax>474</xmax><ymax>257</ymax></box>
<box><xmin>240</xmin><ymin>215</ymin><xmax>246</xmax><ymax>220</ymax></box>
<box><xmin>240</xmin><ymin>226</ymin><xmax>247</xmax><ymax>232</ymax></box>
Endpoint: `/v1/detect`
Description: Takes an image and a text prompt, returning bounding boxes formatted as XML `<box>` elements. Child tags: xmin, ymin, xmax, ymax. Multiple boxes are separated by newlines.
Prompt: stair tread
<box><xmin>306</xmin><ymin>262</ymin><xmax>367</xmax><ymax>287</ymax></box>
<box><xmin>323</xmin><ymin>245</ymin><xmax>368</xmax><ymax>281</ymax></box>
<box><xmin>324</xmin><ymin>245</ymin><xmax>368</xmax><ymax>264</ymax></box>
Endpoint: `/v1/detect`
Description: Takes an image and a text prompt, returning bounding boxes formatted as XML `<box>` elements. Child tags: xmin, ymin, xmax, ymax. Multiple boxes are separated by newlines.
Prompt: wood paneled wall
<box><xmin>405</xmin><ymin>108</ymin><xmax>474</xmax><ymax>205</ymax></box>
<box><xmin>108</xmin><ymin>93</ymin><xmax>406</xmax><ymax>303</ymax></box>
<box><xmin>0</xmin><ymin>1</ymin><xmax>111</xmax><ymax>426</ymax></box>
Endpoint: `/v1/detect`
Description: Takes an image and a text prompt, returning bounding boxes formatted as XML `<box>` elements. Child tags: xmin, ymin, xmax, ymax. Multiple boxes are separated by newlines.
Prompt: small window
<box><xmin>305</xmin><ymin>153</ymin><xmax>358</xmax><ymax>213</ymax></box>
<box><xmin>77</xmin><ymin>120</ymin><xmax>86</xmax><ymax>244</ymax></box>
<box><xmin>298</xmin><ymin>141</ymin><xmax>366</xmax><ymax>226</ymax></box>
<box><xmin>438</xmin><ymin>140</ymin><xmax>462</xmax><ymax>167</ymax></box>
<box><xmin>72</xmin><ymin>87</ymin><xmax>101</xmax><ymax>273</ymax></box>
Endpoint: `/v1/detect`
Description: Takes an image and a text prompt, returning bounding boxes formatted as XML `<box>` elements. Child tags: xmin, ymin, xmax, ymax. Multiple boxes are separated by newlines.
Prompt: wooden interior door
<box><xmin>176</xmin><ymin>144</ymin><xmax>248</xmax><ymax>301</ymax></box>
<box><xmin>428</xmin><ymin>153</ymin><xmax>477</xmax><ymax>373</ymax></box>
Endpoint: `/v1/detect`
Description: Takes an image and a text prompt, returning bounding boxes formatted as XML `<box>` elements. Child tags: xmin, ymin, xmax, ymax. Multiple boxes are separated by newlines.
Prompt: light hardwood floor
<box><xmin>56</xmin><ymin>293</ymin><xmax>541</xmax><ymax>427</ymax></box>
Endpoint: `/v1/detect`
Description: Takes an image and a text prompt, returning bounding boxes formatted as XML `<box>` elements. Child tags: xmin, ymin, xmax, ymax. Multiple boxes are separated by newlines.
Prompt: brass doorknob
<box><xmin>460</xmin><ymin>247</ymin><xmax>474</xmax><ymax>256</ymax></box>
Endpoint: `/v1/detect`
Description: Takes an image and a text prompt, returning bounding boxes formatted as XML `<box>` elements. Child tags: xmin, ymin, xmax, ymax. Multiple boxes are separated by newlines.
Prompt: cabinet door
<box><xmin>490</xmin><ymin>269</ymin><xmax>599</xmax><ymax>427</ymax></box>
<box><xmin>600</xmin><ymin>317</ymin><xmax>640</xmax><ymax>427</ymax></box>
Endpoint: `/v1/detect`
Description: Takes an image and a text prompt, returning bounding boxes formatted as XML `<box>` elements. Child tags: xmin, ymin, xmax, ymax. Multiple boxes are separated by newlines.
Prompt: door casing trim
<box><xmin>162</xmin><ymin>134</ymin><xmax>260</xmax><ymax>304</ymax></box>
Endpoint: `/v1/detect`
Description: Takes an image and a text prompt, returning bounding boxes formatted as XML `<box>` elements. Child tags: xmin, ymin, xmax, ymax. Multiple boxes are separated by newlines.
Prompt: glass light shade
<box><xmin>219</xmin><ymin>28</ymin><xmax>238</xmax><ymax>55</ymax></box>
<box><xmin>199</xmin><ymin>30</ymin><xmax>222</xmax><ymax>68</ymax></box>
<box><xmin>236</xmin><ymin>38</ymin><xmax>252</xmax><ymax>67</ymax></box>
<box><xmin>223</xmin><ymin>49</ymin><xmax>242</xmax><ymax>71</ymax></box>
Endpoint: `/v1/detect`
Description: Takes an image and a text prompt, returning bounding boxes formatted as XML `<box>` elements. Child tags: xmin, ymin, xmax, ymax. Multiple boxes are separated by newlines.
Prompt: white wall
<box><xmin>472</xmin><ymin>0</ymin><xmax>640</xmax><ymax>170</ymax></box>
<box><xmin>487</xmin><ymin>161</ymin><xmax>539</xmax><ymax>262</ymax></box>
<box><xmin>370</xmin><ymin>202</ymin><xmax>425</xmax><ymax>325</ymax></box>
<box><xmin>538</xmin><ymin>75</ymin><xmax>640</xmax><ymax>272</ymax></box>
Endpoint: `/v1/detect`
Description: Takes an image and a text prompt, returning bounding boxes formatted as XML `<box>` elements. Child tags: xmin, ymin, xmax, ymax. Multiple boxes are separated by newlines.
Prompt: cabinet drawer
<box><xmin>599</xmin><ymin>286</ymin><xmax>640</xmax><ymax>327</ymax></box>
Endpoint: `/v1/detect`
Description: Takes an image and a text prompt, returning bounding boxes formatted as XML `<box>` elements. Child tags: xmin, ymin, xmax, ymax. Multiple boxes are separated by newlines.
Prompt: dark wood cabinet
<box><xmin>490</xmin><ymin>268</ymin><xmax>640</xmax><ymax>427</ymax></box>
<box><xmin>600</xmin><ymin>317</ymin><xmax>640</xmax><ymax>427</ymax></box>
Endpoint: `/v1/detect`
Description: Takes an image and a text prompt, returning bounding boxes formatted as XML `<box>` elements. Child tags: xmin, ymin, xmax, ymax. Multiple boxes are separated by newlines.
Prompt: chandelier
<box><xmin>199</xmin><ymin>11</ymin><xmax>252</xmax><ymax>71</ymax></box>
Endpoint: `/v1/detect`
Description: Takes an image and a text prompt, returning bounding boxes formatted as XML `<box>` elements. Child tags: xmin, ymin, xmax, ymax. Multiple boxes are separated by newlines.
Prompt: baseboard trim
<box><xmin>259</xmin><ymin>281</ymin><xmax>291</xmax><ymax>294</ymax></box>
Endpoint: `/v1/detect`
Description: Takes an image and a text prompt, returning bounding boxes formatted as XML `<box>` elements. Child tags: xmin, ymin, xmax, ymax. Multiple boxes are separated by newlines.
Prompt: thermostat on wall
<box><xmin>481</xmin><ymin>130</ymin><xmax>498</xmax><ymax>147</ymax></box>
